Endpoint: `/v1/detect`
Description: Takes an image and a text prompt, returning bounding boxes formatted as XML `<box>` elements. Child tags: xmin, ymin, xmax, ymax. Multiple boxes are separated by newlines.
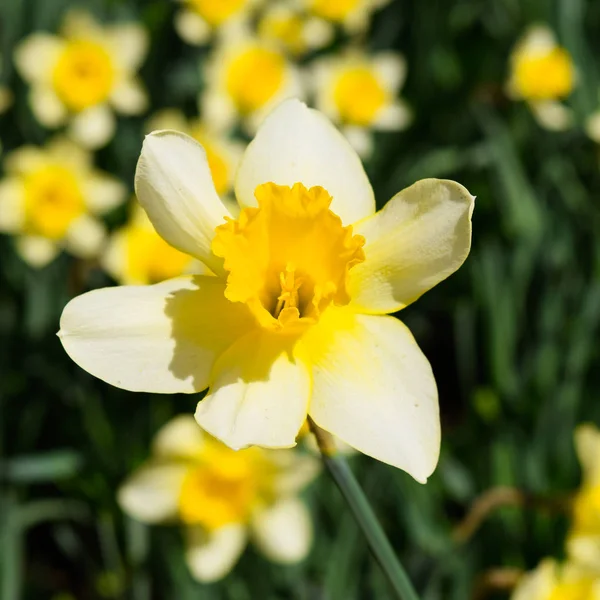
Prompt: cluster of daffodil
<box><xmin>511</xmin><ymin>424</ymin><xmax>600</xmax><ymax>599</ymax></box>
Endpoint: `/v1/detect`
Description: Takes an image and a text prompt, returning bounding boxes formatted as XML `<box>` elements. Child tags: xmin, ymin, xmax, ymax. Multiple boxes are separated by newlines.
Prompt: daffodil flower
<box><xmin>507</xmin><ymin>24</ymin><xmax>575</xmax><ymax>131</ymax></box>
<box><xmin>312</xmin><ymin>50</ymin><xmax>411</xmax><ymax>157</ymax></box>
<box><xmin>14</xmin><ymin>10</ymin><xmax>148</xmax><ymax>149</ymax></box>
<box><xmin>201</xmin><ymin>28</ymin><xmax>303</xmax><ymax>133</ymax></box>
<box><xmin>304</xmin><ymin>0</ymin><xmax>391</xmax><ymax>34</ymax></box>
<box><xmin>511</xmin><ymin>559</ymin><xmax>600</xmax><ymax>600</ymax></box>
<box><xmin>566</xmin><ymin>424</ymin><xmax>600</xmax><ymax>570</ymax></box>
<box><xmin>0</xmin><ymin>137</ymin><xmax>125</xmax><ymax>267</ymax></box>
<box><xmin>174</xmin><ymin>0</ymin><xmax>262</xmax><ymax>46</ymax></box>
<box><xmin>59</xmin><ymin>99</ymin><xmax>474</xmax><ymax>482</ymax></box>
<box><xmin>118</xmin><ymin>415</ymin><xmax>318</xmax><ymax>582</ymax></box>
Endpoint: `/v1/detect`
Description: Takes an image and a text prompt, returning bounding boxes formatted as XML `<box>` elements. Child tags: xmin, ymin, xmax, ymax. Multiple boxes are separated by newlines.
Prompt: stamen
<box><xmin>274</xmin><ymin>263</ymin><xmax>304</xmax><ymax>318</ymax></box>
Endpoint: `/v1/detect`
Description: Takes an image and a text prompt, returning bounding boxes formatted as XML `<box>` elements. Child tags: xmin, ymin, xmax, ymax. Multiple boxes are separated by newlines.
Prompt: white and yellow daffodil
<box><xmin>14</xmin><ymin>10</ymin><xmax>148</xmax><ymax>149</ymax></box>
<box><xmin>145</xmin><ymin>109</ymin><xmax>244</xmax><ymax>203</ymax></box>
<box><xmin>0</xmin><ymin>137</ymin><xmax>125</xmax><ymax>267</ymax></box>
<box><xmin>58</xmin><ymin>99</ymin><xmax>474</xmax><ymax>482</ymax></box>
<box><xmin>174</xmin><ymin>0</ymin><xmax>261</xmax><ymax>45</ymax></box>
<box><xmin>102</xmin><ymin>203</ymin><xmax>207</xmax><ymax>285</ymax></box>
<box><xmin>511</xmin><ymin>559</ymin><xmax>600</xmax><ymax>600</ymax></box>
<box><xmin>201</xmin><ymin>29</ymin><xmax>303</xmax><ymax>133</ymax></box>
<box><xmin>303</xmin><ymin>0</ymin><xmax>391</xmax><ymax>34</ymax></box>
<box><xmin>257</xmin><ymin>2</ymin><xmax>333</xmax><ymax>57</ymax></box>
<box><xmin>565</xmin><ymin>424</ymin><xmax>600</xmax><ymax>570</ymax></box>
<box><xmin>312</xmin><ymin>50</ymin><xmax>410</xmax><ymax>157</ymax></box>
<box><xmin>118</xmin><ymin>414</ymin><xmax>318</xmax><ymax>582</ymax></box>
<box><xmin>507</xmin><ymin>24</ymin><xmax>575</xmax><ymax>131</ymax></box>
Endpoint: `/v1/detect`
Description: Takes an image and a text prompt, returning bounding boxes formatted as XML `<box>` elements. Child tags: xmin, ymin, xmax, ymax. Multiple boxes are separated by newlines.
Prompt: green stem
<box><xmin>309</xmin><ymin>419</ymin><xmax>421</xmax><ymax>600</ymax></box>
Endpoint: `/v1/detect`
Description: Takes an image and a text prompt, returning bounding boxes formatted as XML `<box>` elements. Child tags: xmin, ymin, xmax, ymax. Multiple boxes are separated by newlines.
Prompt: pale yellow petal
<box><xmin>195</xmin><ymin>330</ymin><xmax>310</xmax><ymax>450</ymax></box>
<box><xmin>14</xmin><ymin>34</ymin><xmax>63</xmax><ymax>83</ymax></box>
<box><xmin>58</xmin><ymin>275</ymin><xmax>256</xmax><ymax>393</ymax></box>
<box><xmin>251</xmin><ymin>498</ymin><xmax>312</xmax><ymax>563</ymax></box>
<box><xmin>64</xmin><ymin>214</ymin><xmax>105</xmax><ymax>259</ymax></box>
<box><xmin>107</xmin><ymin>24</ymin><xmax>148</xmax><ymax>71</ymax></box>
<box><xmin>29</xmin><ymin>86</ymin><xmax>68</xmax><ymax>128</ymax></box>
<box><xmin>174</xmin><ymin>10</ymin><xmax>211</xmax><ymax>45</ymax></box>
<box><xmin>109</xmin><ymin>77</ymin><xmax>148</xmax><ymax>115</ymax></box>
<box><xmin>0</xmin><ymin>179</ymin><xmax>26</xmax><ymax>232</ymax></box>
<box><xmin>68</xmin><ymin>104</ymin><xmax>116</xmax><ymax>149</ymax></box>
<box><xmin>152</xmin><ymin>414</ymin><xmax>206</xmax><ymax>460</ymax></box>
<box><xmin>135</xmin><ymin>131</ymin><xmax>231</xmax><ymax>275</ymax></box>
<box><xmin>575</xmin><ymin>424</ymin><xmax>600</xmax><ymax>486</ymax></box>
<box><xmin>83</xmin><ymin>174</ymin><xmax>126</xmax><ymax>214</ymax></box>
<box><xmin>511</xmin><ymin>559</ymin><xmax>557</xmax><ymax>600</ymax></box>
<box><xmin>185</xmin><ymin>525</ymin><xmax>247</xmax><ymax>583</ymax></box>
<box><xmin>235</xmin><ymin>99</ymin><xmax>375</xmax><ymax>225</ymax></box>
<box><xmin>16</xmin><ymin>236</ymin><xmax>60</xmax><ymax>267</ymax></box>
<box><xmin>349</xmin><ymin>179</ymin><xmax>474</xmax><ymax>314</ymax></box>
<box><xmin>118</xmin><ymin>463</ymin><xmax>188</xmax><ymax>523</ymax></box>
<box><xmin>303</xmin><ymin>309</ymin><xmax>439</xmax><ymax>482</ymax></box>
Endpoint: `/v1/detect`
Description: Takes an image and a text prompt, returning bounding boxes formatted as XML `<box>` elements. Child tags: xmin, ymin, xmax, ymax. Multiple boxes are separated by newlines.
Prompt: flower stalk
<box><xmin>308</xmin><ymin>418</ymin><xmax>421</xmax><ymax>600</ymax></box>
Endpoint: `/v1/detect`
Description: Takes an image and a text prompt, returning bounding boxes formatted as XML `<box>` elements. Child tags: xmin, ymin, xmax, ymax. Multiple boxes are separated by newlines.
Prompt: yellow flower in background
<box><xmin>0</xmin><ymin>138</ymin><xmax>125</xmax><ymax>267</ymax></box>
<box><xmin>304</xmin><ymin>0</ymin><xmax>391</xmax><ymax>34</ymax></box>
<box><xmin>59</xmin><ymin>99</ymin><xmax>474</xmax><ymax>482</ymax></box>
<box><xmin>511</xmin><ymin>559</ymin><xmax>600</xmax><ymax>600</ymax></box>
<box><xmin>566</xmin><ymin>424</ymin><xmax>600</xmax><ymax>570</ymax></box>
<box><xmin>312</xmin><ymin>50</ymin><xmax>411</xmax><ymax>157</ymax></box>
<box><xmin>118</xmin><ymin>415</ymin><xmax>318</xmax><ymax>582</ymax></box>
<box><xmin>201</xmin><ymin>29</ymin><xmax>304</xmax><ymax>133</ymax></box>
<box><xmin>507</xmin><ymin>24</ymin><xmax>575</xmax><ymax>131</ymax></box>
<box><xmin>102</xmin><ymin>203</ymin><xmax>207</xmax><ymax>285</ymax></box>
<box><xmin>14</xmin><ymin>10</ymin><xmax>148</xmax><ymax>149</ymax></box>
<box><xmin>174</xmin><ymin>0</ymin><xmax>261</xmax><ymax>45</ymax></box>
<box><xmin>257</xmin><ymin>2</ymin><xmax>333</xmax><ymax>57</ymax></box>
<box><xmin>145</xmin><ymin>109</ymin><xmax>245</xmax><ymax>202</ymax></box>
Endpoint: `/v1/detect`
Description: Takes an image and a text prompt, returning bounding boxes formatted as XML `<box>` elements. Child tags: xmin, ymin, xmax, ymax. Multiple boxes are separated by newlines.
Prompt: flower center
<box><xmin>188</xmin><ymin>0</ymin><xmax>247</xmax><ymax>26</ymax></box>
<box><xmin>24</xmin><ymin>165</ymin><xmax>85</xmax><ymax>239</ymax></box>
<box><xmin>53</xmin><ymin>40</ymin><xmax>115</xmax><ymax>112</ymax></box>
<box><xmin>225</xmin><ymin>46</ymin><xmax>286</xmax><ymax>113</ymax></box>
<box><xmin>513</xmin><ymin>47</ymin><xmax>574</xmax><ymax>101</ymax></box>
<box><xmin>333</xmin><ymin>67</ymin><xmax>388</xmax><ymax>125</ymax></box>
<box><xmin>178</xmin><ymin>443</ymin><xmax>272</xmax><ymax>530</ymax></box>
<box><xmin>212</xmin><ymin>182</ymin><xmax>365</xmax><ymax>331</ymax></box>
<box><xmin>311</xmin><ymin>0</ymin><xmax>360</xmax><ymax>21</ymax></box>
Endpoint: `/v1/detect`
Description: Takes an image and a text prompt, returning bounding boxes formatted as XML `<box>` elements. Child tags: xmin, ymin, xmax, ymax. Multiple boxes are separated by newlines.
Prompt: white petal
<box><xmin>198</xmin><ymin>90</ymin><xmax>238</xmax><ymax>133</ymax></box>
<box><xmin>567</xmin><ymin>535</ymin><xmax>600</xmax><ymax>571</ymax></box>
<box><xmin>110</xmin><ymin>77</ymin><xmax>148</xmax><ymax>115</ymax></box>
<box><xmin>152</xmin><ymin>414</ymin><xmax>206</xmax><ymax>459</ymax></box>
<box><xmin>134</xmin><ymin>131</ymin><xmax>232</xmax><ymax>275</ymax></box>
<box><xmin>236</xmin><ymin>99</ymin><xmax>375</xmax><ymax>225</ymax></box>
<box><xmin>269</xmin><ymin>451</ymin><xmax>321</xmax><ymax>496</ymax></box>
<box><xmin>511</xmin><ymin>559</ymin><xmax>556</xmax><ymax>600</ymax></box>
<box><xmin>251</xmin><ymin>498</ymin><xmax>312</xmax><ymax>563</ymax></box>
<box><xmin>0</xmin><ymin>179</ymin><xmax>25</xmax><ymax>232</ymax></box>
<box><xmin>174</xmin><ymin>10</ymin><xmax>211</xmax><ymax>45</ymax></box>
<box><xmin>29</xmin><ymin>86</ymin><xmax>68</xmax><ymax>128</ymax></box>
<box><xmin>58</xmin><ymin>275</ymin><xmax>256</xmax><ymax>393</ymax></box>
<box><xmin>118</xmin><ymin>463</ymin><xmax>188</xmax><ymax>523</ymax></box>
<box><xmin>303</xmin><ymin>310</ymin><xmax>439</xmax><ymax>482</ymax></box>
<box><xmin>185</xmin><ymin>525</ymin><xmax>247</xmax><ymax>583</ymax></box>
<box><xmin>84</xmin><ymin>175</ymin><xmax>126</xmax><ymax>214</ymax></box>
<box><xmin>16</xmin><ymin>236</ymin><xmax>60</xmax><ymax>267</ymax></box>
<box><xmin>349</xmin><ymin>179</ymin><xmax>474</xmax><ymax>314</ymax></box>
<box><xmin>107</xmin><ymin>24</ymin><xmax>148</xmax><ymax>71</ymax></box>
<box><xmin>195</xmin><ymin>330</ymin><xmax>310</xmax><ymax>450</ymax></box>
<box><xmin>64</xmin><ymin>215</ymin><xmax>106</xmax><ymax>259</ymax></box>
<box><xmin>14</xmin><ymin>34</ymin><xmax>63</xmax><ymax>83</ymax></box>
<box><xmin>68</xmin><ymin>104</ymin><xmax>116</xmax><ymax>149</ymax></box>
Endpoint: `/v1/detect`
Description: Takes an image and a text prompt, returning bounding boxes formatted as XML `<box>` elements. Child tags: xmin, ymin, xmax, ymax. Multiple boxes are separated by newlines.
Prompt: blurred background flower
<box><xmin>118</xmin><ymin>415</ymin><xmax>318</xmax><ymax>582</ymax></box>
<box><xmin>14</xmin><ymin>10</ymin><xmax>148</xmax><ymax>148</ymax></box>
